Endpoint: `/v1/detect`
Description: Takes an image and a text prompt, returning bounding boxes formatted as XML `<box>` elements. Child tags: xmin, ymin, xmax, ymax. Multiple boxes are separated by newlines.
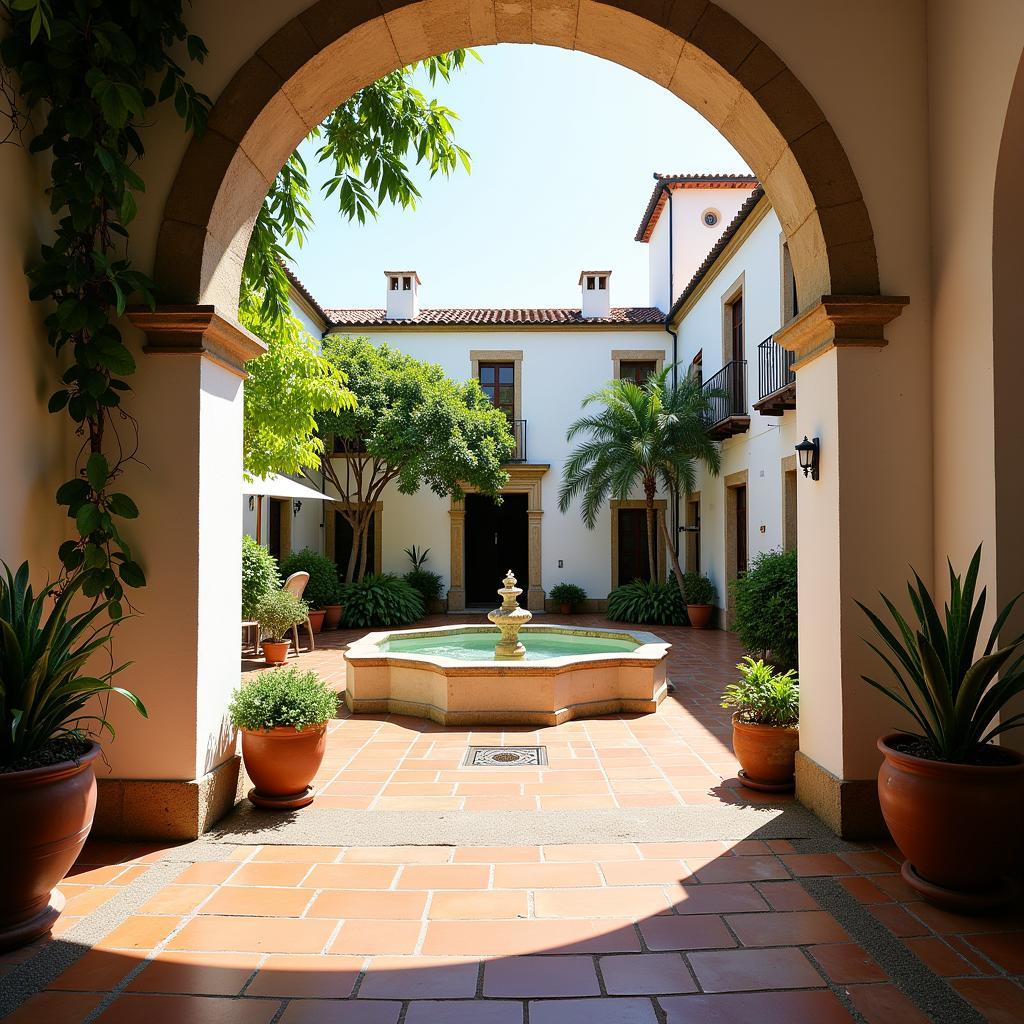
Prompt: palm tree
<box><xmin>558</xmin><ymin>368</ymin><xmax>722</xmax><ymax>588</ymax></box>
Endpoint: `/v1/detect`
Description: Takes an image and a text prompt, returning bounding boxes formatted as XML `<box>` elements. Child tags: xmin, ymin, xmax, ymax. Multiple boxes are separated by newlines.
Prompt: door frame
<box><xmin>610</xmin><ymin>499</ymin><xmax>667</xmax><ymax>590</ymax></box>
<box><xmin>449</xmin><ymin>464</ymin><xmax>548</xmax><ymax>611</ymax></box>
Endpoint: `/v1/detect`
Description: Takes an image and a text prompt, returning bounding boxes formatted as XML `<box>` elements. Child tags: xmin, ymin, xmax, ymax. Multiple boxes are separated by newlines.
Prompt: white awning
<box><xmin>242</xmin><ymin>473</ymin><xmax>335</xmax><ymax>501</ymax></box>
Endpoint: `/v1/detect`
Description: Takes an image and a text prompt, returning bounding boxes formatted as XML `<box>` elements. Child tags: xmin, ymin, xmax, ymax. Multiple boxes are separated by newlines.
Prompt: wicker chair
<box><xmin>282</xmin><ymin>570</ymin><xmax>315</xmax><ymax>653</ymax></box>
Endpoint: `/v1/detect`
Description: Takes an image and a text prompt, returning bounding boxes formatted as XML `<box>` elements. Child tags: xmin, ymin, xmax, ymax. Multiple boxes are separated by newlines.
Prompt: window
<box><xmin>402</xmin><ymin>275</ymin><xmax>412</xmax><ymax>291</ymax></box>
<box><xmin>586</xmin><ymin>276</ymin><xmax>596</xmax><ymax>290</ymax></box>
<box><xmin>390</xmin><ymin>277</ymin><xmax>399</xmax><ymax>291</ymax></box>
<box><xmin>728</xmin><ymin>294</ymin><xmax>744</xmax><ymax>363</ymax></box>
<box><xmin>598</xmin><ymin>275</ymin><xmax>607</xmax><ymax>289</ymax></box>
<box><xmin>479</xmin><ymin>362</ymin><xmax>515</xmax><ymax>419</ymax></box>
<box><xmin>782</xmin><ymin>242</ymin><xmax>798</xmax><ymax>321</ymax></box>
<box><xmin>690</xmin><ymin>350</ymin><xmax>703</xmax><ymax>387</ymax></box>
<box><xmin>702</xmin><ymin>208</ymin><xmax>721</xmax><ymax>228</ymax></box>
<box><xmin>619</xmin><ymin>360</ymin><xmax>657</xmax><ymax>385</ymax></box>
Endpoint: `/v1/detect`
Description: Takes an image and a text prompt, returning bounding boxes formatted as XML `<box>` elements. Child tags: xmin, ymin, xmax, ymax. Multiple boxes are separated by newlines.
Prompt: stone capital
<box><xmin>127</xmin><ymin>305</ymin><xmax>266</xmax><ymax>377</ymax></box>
<box><xmin>775</xmin><ymin>295</ymin><xmax>909</xmax><ymax>370</ymax></box>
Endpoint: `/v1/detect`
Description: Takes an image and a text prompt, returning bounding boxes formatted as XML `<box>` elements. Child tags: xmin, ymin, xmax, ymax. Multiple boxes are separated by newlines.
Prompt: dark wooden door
<box><xmin>736</xmin><ymin>485</ymin><xmax>748</xmax><ymax>576</ymax></box>
<box><xmin>618</xmin><ymin>508</ymin><xmax>652</xmax><ymax>583</ymax></box>
<box><xmin>268</xmin><ymin>498</ymin><xmax>284</xmax><ymax>561</ymax></box>
<box><xmin>465</xmin><ymin>493</ymin><xmax>528</xmax><ymax>606</ymax></box>
<box><xmin>334</xmin><ymin>511</ymin><xmax>376</xmax><ymax>580</ymax></box>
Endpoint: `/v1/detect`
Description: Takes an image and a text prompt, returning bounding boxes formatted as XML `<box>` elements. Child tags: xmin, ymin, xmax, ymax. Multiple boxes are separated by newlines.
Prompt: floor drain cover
<box><xmin>464</xmin><ymin>746</ymin><xmax>548</xmax><ymax>767</ymax></box>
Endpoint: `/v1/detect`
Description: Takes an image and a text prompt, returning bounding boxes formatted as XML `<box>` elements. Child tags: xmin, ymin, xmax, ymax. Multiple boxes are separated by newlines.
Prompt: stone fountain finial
<box><xmin>488</xmin><ymin>569</ymin><xmax>533</xmax><ymax>658</ymax></box>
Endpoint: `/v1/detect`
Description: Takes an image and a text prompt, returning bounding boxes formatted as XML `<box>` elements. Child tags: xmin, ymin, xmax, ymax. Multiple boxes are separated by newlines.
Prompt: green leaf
<box><xmin>76</xmin><ymin>503</ymin><xmax>102</xmax><ymax>536</ymax></box>
<box><xmin>56</xmin><ymin>478</ymin><xmax>90</xmax><ymax>506</ymax></box>
<box><xmin>118</xmin><ymin>560</ymin><xmax>146</xmax><ymax>588</ymax></box>
<box><xmin>107</xmin><ymin>493</ymin><xmax>139</xmax><ymax>519</ymax></box>
<box><xmin>48</xmin><ymin>389</ymin><xmax>69</xmax><ymax>413</ymax></box>
<box><xmin>86</xmin><ymin>452</ymin><xmax>109</xmax><ymax>491</ymax></box>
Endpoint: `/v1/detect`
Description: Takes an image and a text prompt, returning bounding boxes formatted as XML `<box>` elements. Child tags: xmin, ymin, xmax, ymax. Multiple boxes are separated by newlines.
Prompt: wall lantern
<box><xmin>795</xmin><ymin>436</ymin><xmax>820</xmax><ymax>480</ymax></box>
<box><xmin>293</xmin><ymin>499</ymin><xmax>302</xmax><ymax>516</ymax></box>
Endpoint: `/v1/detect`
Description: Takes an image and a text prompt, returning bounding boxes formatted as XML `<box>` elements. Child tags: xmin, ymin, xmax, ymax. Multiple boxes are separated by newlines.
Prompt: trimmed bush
<box><xmin>403</xmin><ymin>568</ymin><xmax>445</xmax><ymax>604</ymax></box>
<box><xmin>229</xmin><ymin>667</ymin><xmax>338</xmax><ymax>732</ymax></box>
<box><xmin>254</xmin><ymin>588</ymin><xmax>308</xmax><ymax>643</ymax></box>
<box><xmin>339</xmin><ymin>573</ymin><xmax>425</xmax><ymax>627</ymax></box>
<box><xmin>730</xmin><ymin>548</ymin><xmax>798</xmax><ymax>669</ymax></box>
<box><xmin>607</xmin><ymin>579</ymin><xmax>685</xmax><ymax>626</ymax></box>
<box><xmin>681</xmin><ymin>571</ymin><xmax>716</xmax><ymax>606</ymax></box>
<box><xmin>242</xmin><ymin>535</ymin><xmax>279</xmax><ymax>619</ymax></box>
<box><xmin>279</xmin><ymin>547</ymin><xmax>340</xmax><ymax>609</ymax></box>
<box><xmin>549</xmin><ymin>582</ymin><xmax>587</xmax><ymax>609</ymax></box>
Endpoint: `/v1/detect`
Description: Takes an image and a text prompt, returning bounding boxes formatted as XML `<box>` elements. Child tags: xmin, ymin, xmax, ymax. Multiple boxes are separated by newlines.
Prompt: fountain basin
<box><xmin>343</xmin><ymin>624</ymin><xmax>670</xmax><ymax>726</ymax></box>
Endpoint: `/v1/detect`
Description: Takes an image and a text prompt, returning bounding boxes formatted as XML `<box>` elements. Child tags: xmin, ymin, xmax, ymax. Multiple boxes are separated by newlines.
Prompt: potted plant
<box><xmin>229</xmin><ymin>667</ymin><xmax>337</xmax><ymax>809</ymax></box>
<box><xmin>279</xmin><ymin>548</ymin><xmax>340</xmax><ymax>633</ymax></box>
<box><xmin>859</xmin><ymin>546</ymin><xmax>1024</xmax><ymax>912</ymax></box>
<box><xmin>242</xmin><ymin>535</ymin><xmax>279</xmax><ymax>620</ymax></box>
<box><xmin>682</xmin><ymin>571</ymin><xmax>716</xmax><ymax>629</ymax></box>
<box><xmin>402</xmin><ymin>545</ymin><xmax>446</xmax><ymax>614</ymax></box>
<box><xmin>550</xmin><ymin>582</ymin><xmax>587</xmax><ymax>615</ymax></box>
<box><xmin>721</xmin><ymin>656</ymin><xmax>799</xmax><ymax>791</ymax></box>
<box><xmin>0</xmin><ymin>563</ymin><xmax>147</xmax><ymax>950</ymax></box>
<box><xmin>255</xmin><ymin>588</ymin><xmax>307</xmax><ymax>664</ymax></box>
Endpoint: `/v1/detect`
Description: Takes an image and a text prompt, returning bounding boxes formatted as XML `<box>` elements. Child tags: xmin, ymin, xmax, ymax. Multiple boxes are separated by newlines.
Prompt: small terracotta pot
<box><xmin>732</xmin><ymin>714</ymin><xmax>798</xmax><ymax>791</ymax></box>
<box><xmin>261</xmin><ymin>639</ymin><xmax>291</xmax><ymax>665</ymax></box>
<box><xmin>687</xmin><ymin>604</ymin><xmax>713</xmax><ymax>629</ymax></box>
<box><xmin>877</xmin><ymin>733</ymin><xmax>1024</xmax><ymax>911</ymax></box>
<box><xmin>307</xmin><ymin>609</ymin><xmax>326</xmax><ymax>633</ymax></box>
<box><xmin>559</xmin><ymin>603</ymin><xmax>572</xmax><ymax>615</ymax></box>
<box><xmin>323</xmin><ymin>604</ymin><xmax>343</xmax><ymax>629</ymax></box>
<box><xmin>241</xmin><ymin>724</ymin><xmax>328</xmax><ymax>810</ymax></box>
<box><xmin>0</xmin><ymin>742</ymin><xmax>101</xmax><ymax>951</ymax></box>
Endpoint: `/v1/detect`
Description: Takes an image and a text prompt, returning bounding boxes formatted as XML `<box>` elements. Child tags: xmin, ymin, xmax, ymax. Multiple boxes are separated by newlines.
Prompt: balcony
<box><xmin>753</xmin><ymin>334</ymin><xmax>796</xmax><ymax>416</ymax></box>
<box><xmin>702</xmin><ymin>360</ymin><xmax>750</xmax><ymax>440</ymax></box>
<box><xmin>506</xmin><ymin>418</ymin><xmax>527</xmax><ymax>463</ymax></box>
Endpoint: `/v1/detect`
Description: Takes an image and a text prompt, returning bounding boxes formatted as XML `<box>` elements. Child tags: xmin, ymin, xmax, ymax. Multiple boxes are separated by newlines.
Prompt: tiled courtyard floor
<box><xmin>2</xmin><ymin>616</ymin><xmax>1022</xmax><ymax>1023</ymax></box>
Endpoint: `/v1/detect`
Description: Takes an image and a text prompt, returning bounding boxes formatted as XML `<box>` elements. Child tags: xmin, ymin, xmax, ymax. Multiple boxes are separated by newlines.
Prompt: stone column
<box><xmin>93</xmin><ymin>306</ymin><xmax>264</xmax><ymax>840</ymax></box>
<box><xmin>527</xmin><ymin>509</ymin><xmax>545</xmax><ymax>611</ymax></box>
<box><xmin>776</xmin><ymin>296</ymin><xmax>924</xmax><ymax>838</ymax></box>
<box><xmin>448</xmin><ymin>501</ymin><xmax>466</xmax><ymax>611</ymax></box>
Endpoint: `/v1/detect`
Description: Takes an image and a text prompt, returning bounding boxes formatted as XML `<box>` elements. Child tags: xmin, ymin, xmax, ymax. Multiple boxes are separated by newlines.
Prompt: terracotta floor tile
<box><xmin>329</xmin><ymin>920</ymin><xmax>422</xmax><ymax>954</ymax></box>
<box><xmin>243</xmin><ymin>953</ymin><xmax>363</xmax><ymax>997</ymax></box>
<box><xmin>807</xmin><ymin>942</ymin><xmax>887</xmax><ymax>983</ymax></box>
<box><xmin>126</xmin><ymin>951</ymin><xmax>260</xmax><ymax>995</ymax></box>
<box><xmin>691</xmin><ymin>855</ymin><xmax>790</xmax><ymax>884</ymax></box>
<box><xmin>754</xmin><ymin>880</ymin><xmax>820</xmax><ymax>912</ymax></box>
<box><xmin>601</xmin><ymin>860</ymin><xmax>694</xmax><ymax>886</ymax></box>
<box><xmin>308</xmin><ymin>889</ymin><xmax>428</xmax><ymax>920</ymax></box>
<box><xmin>870</xmin><ymin>871</ymin><xmax>920</xmax><ymax>902</ymax></box>
<box><xmin>600</xmin><ymin>952</ymin><xmax>698</xmax><ymax>994</ymax></box>
<box><xmin>95</xmin><ymin>993</ymin><xmax>280</xmax><ymax>1024</ymax></box>
<box><xmin>358</xmin><ymin>955</ymin><xmax>479</xmax><ymax>998</ymax></box>
<box><xmin>62</xmin><ymin>887</ymin><xmax>120</xmax><ymax>916</ymax></box>
<box><xmin>404</xmin><ymin>1001</ymin><xmax>524</xmax><ymax>1024</ymax></box>
<box><xmin>252</xmin><ymin>846</ymin><xmax>343</xmax><ymax>862</ymax></box>
<box><xmin>838</xmin><ymin>876</ymin><xmax>892</xmax><ymax>905</ymax></box>
<box><xmin>493</xmin><ymin>862</ymin><xmax>604</xmax><ymax>888</ymax></box>
<box><xmin>65</xmin><ymin>864</ymin><xmax>127</xmax><ymax>885</ymax></box>
<box><xmin>660</xmin><ymin>990</ymin><xmax>855</xmax><ymax>1023</ymax></box>
<box><xmin>342</xmin><ymin>846</ymin><xmax>453</xmax><ymax>864</ymax></box>
<box><xmin>300</xmin><ymin>863</ymin><xmax>399</xmax><ymax>888</ymax></box>
<box><xmin>726</xmin><ymin>910</ymin><xmax>850</xmax><ymax>946</ymax></box>
<box><xmin>535</xmin><ymin>885</ymin><xmax>673</xmax><ymax>920</ymax></box>
<box><xmin>778</xmin><ymin>853</ymin><xmax>850</xmax><ymax>877</ymax></box>
<box><xmin>463</xmin><ymin>796</ymin><xmax>539</xmax><ymax>811</ymax></box>
<box><xmin>484</xmin><ymin>953</ymin><xmax>600</xmax><ymax>996</ymax></box>
<box><xmin>429</xmin><ymin>890</ymin><xmax>529</xmax><ymax>919</ymax></box>
<box><xmin>5</xmin><ymin>992</ymin><xmax>102</xmax><ymax>1024</ymax></box>
<box><xmin>538</xmin><ymin>795</ymin><xmax>618</xmax><ymax>810</ymax></box>
<box><xmin>375</xmin><ymin>797</ymin><xmax>465</xmax><ymax>810</ymax></box>
<box><xmin>845</xmin><ymin>983</ymin><xmax>932</xmax><ymax>1024</ymax></box>
<box><xmin>397</xmin><ymin>864</ymin><xmax>490</xmax><ymax>889</ymax></box>
<box><xmin>50</xmin><ymin>948</ymin><xmax>144</xmax><ymax>991</ymax></box>
<box><xmin>97</xmin><ymin>915</ymin><xmax>180</xmax><ymax>950</ymax></box>
<box><xmin>687</xmin><ymin>947</ymin><xmax>826</xmax><ymax>992</ymax></box>
<box><xmin>278</xmin><ymin>1002</ymin><xmax>401</xmax><ymax>1024</ymax></box>
<box><xmin>226</xmin><ymin>862</ymin><xmax>311</xmax><ymax>887</ymax></box>
<box><xmin>544</xmin><ymin>843</ymin><xmax>640</xmax><ymax>861</ymax></box>
<box><xmin>452</xmin><ymin>845</ymin><xmax>542</xmax><ymax>862</ymax></box>
<box><xmin>138</xmin><ymin>884</ymin><xmax>216</xmax><ymax>916</ymax></box>
<box><xmin>904</xmin><ymin>935</ymin><xmax>979</xmax><ymax>976</ymax></box>
<box><xmin>965</xmin><ymin>930</ymin><xmax>1024</xmax><ymax>974</ymax></box>
<box><xmin>638</xmin><ymin>915</ymin><xmax>736</xmax><ymax>951</ymax></box>
<box><xmin>637</xmin><ymin>842</ymin><xmax>726</xmax><ymax>860</ymax></box>
<box><xmin>838</xmin><ymin>850</ymin><xmax>900</xmax><ymax>874</ymax></box>
<box><xmin>167</xmin><ymin>916</ymin><xmax>334</xmax><ymax>954</ymax></box>
<box><xmin>422</xmin><ymin>918</ymin><xmax>641</xmax><ymax>955</ymax></box>
<box><xmin>529</xmin><ymin>997</ymin><xmax>659</xmax><ymax>1023</ymax></box>
<box><xmin>952</xmin><ymin>977</ymin><xmax>1024</xmax><ymax>1024</ymax></box>
<box><xmin>668</xmin><ymin>883</ymin><xmax>767</xmax><ymax>915</ymax></box>
<box><xmin>201</xmin><ymin>885</ymin><xmax>312</xmax><ymax>918</ymax></box>
<box><xmin>175</xmin><ymin>862</ymin><xmax>237</xmax><ymax>885</ymax></box>
<box><xmin>867</xmin><ymin>902</ymin><xmax>930</xmax><ymax>937</ymax></box>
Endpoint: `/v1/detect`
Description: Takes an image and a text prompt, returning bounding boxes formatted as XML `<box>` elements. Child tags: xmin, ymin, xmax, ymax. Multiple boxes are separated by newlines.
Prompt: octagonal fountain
<box><xmin>343</xmin><ymin>571</ymin><xmax>670</xmax><ymax>726</ymax></box>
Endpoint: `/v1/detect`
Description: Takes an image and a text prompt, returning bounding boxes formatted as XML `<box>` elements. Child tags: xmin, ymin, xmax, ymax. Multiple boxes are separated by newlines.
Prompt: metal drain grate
<box><xmin>463</xmin><ymin>746</ymin><xmax>548</xmax><ymax>767</ymax></box>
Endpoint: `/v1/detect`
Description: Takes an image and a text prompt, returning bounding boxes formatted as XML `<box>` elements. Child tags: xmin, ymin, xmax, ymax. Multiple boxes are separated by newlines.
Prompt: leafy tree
<box><xmin>315</xmin><ymin>337</ymin><xmax>513</xmax><ymax>582</ymax></box>
<box><xmin>559</xmin><ymin>369</ymin><xmax>722</xmax><ymax>587</ymax></box>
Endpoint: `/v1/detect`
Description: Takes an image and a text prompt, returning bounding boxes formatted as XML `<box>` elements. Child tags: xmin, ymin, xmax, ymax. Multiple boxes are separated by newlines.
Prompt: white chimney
<box><xmin>579</xmin><ymin>270</ymin><xmax>611</xmax><ymax>319</ymax></box>
<box><xmin>384</xmin><ymin>271</ymin><xmax>421</xmax><ymax>320</ymax></box>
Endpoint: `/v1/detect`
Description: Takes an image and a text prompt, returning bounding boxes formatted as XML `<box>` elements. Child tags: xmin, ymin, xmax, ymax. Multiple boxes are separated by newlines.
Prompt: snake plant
<box><xmin>858</xmin><ymin>546</ymin><xmax>1024</xmax><ymax>762</ymax></box>
<box><xmin>0</xmin><ymin>562</ymin><xmax>146</xmax><ymax>765</ymax></box>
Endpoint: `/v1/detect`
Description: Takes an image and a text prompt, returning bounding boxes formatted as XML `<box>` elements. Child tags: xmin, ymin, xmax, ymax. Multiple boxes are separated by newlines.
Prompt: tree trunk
<box><xmin>357</xmin><ymin>515</ymin><xmax>370</xmax><ymax>581</ymax></box>
<box><xmin>659</xmin><ymin>510</ymin><xmax>687</xmax><ymax>598</ymax></box>
<box><xmin>344</xmin><ymin>518</ymin><xmax>360</xmax><ymax>584</ymax></box>
<box><xmin>643</xmin><ymin>478</ymin><xmax>658</xmax><ymax>582</ymax></box>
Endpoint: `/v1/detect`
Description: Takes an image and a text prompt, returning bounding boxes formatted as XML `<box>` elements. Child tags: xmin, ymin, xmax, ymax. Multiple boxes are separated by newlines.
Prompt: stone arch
<box><xmin>154</xmin><ymin>0</ymin><xmax>880</xmax><ymax>316</ymax></box>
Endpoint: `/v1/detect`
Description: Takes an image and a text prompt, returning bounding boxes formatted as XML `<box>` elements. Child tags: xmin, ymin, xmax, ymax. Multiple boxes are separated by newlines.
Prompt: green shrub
<box><xmin>228</xmin><ymin>667</ymin><xmax>337</xmax><ymax>732</ymax></box>
<box><xmin>242</xmin><ymin>535</ymin><xmax>279</xmax><ymax>619</ymax></box>
<box><xmin>255</xmin><ymin>588</ymin><xmax>308</xmax><ymax>642</ymax></box>
<box><xmin>730</xmin><ymin>548</ymin><xmax>798</xmax><ymax>668</ymax></box>
<box><xmin>279</xmin><ymin>547</ymin><xmax>340</xmax><ymax>609</ymax></box>
<box><xmin>681</xmin><ymin>571</ymin><xmax>716</xmax><ymax>606</ymax></box>
<box><xmin>549</xmin><ymin>582</ymin><xmax>587</xmax><ymax>609</ymax></box>
<box><xmin>339</xmin><ymin>573</ymin><xmax>425</xmax><ymax>627</ymax></box>
<box><xmin>721</xmin><ymin>656</ymin><xmax>799</xmax><ymax>727</ymax></box>
<box><xmin>403</xmin><ymin>568</ymin><xmax>445</xmax><ymax>604</ymax></box>
<box><xmin>607</xmin><ymin>579</ymin><xmax>685</xmax><ymax>625</ymax></box>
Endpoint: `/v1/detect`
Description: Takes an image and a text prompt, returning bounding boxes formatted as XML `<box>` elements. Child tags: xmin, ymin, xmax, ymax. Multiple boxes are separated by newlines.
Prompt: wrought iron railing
<box><xmin>757</xmin><ymin>334</ymin><xmax>796</xmax><ymax>401</ymax></box>
<box><xmin>702</xmin><ymin>360</ymin><xmax>747</xmax><ymax>425</ymax></box>
<box><xmin>507</xmin><ymin>419</ymin><xmax>527</xmax><ymax>462</ymax></box>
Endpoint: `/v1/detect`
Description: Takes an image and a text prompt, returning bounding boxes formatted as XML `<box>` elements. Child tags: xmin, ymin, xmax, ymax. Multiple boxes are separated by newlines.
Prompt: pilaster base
<box><xmin>795</xmin><ymin>750</ymin><xmax>887</xmax><ymax>840</ymax></box>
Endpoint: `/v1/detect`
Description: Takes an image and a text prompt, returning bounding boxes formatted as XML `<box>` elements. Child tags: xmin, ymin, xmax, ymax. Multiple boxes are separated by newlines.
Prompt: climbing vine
<box><xmin>1</xmin><ymin>0</ymin><xmax>210</xmax><ymax>615</ymax></box>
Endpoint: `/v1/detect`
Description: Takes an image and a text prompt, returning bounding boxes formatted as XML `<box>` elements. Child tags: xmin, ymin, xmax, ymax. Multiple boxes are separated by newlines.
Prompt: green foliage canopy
<box><xmin>241</xmin><ymin>536</ymin><xmax>279</xmax><ymax>619</ymax></box>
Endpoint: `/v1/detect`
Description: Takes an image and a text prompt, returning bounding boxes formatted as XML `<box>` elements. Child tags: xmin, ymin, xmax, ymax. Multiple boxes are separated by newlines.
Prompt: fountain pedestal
<box><xmin>487</xmin><ymin>570</ymin><xmax>533</xmax><ymax>659</ymax></box>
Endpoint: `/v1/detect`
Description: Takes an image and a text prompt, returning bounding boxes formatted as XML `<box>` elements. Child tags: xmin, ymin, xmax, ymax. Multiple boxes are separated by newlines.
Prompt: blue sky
<box><xmin>291</xmin><ymin>44</ymin><xmax>748</xmax><ymax>311</ymax></box>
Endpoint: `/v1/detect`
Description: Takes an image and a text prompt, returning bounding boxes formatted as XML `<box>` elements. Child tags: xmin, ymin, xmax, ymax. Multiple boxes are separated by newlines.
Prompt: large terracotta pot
<box><xmin>559</xmin><ymin>603</ymin><xmax>572</xmax><ymax>615</ymax></box>
<box><xmin>241</xmin><ymin>724</ymin><xmax>328</xmax><ymax>810</ymax></box>
<box><xmin>323</xmin><ymin>604</ymin><xmax>343</xmax><ymax>629</ymax></box>
<box><xmin>261</xmin><ymin>639</ymin><xmax>291</xmax><ymax>665</ymax></box>
<box><xmin>687</xmin><ymin>604</ymin><xmax>713</xmax><ymax>629</ymax></box>
<box><xmin>877</xmin><ymin>733</ymin><xmax>1024</xmax><ymax>911</ymax></box>
<box><xmin>0</xmin><ymin>742</ymin><xmax>101</xmax><ymax>951</ymax></box>
<box><xmin>732</xmin><ymin>714</ymin><xmax>798</xmax><ymax>791</ymax></box>
<box><xmin>307</xmin><ymin>609</ymin><xmax>326</xmax><ymax>633</ymax></box>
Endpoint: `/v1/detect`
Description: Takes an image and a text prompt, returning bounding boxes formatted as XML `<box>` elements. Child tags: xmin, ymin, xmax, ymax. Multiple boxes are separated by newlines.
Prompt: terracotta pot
<box><xmin>241</xmin><ymin>724</ymin><xmax>328</xmax><ymax>809</ymax></box>
<box><xmin>307</xmin><ymin>609</ymin><xmax>326</xmax><ymax>633</ymax></box>
<box><xmin>877</xmin><ymin>733</ymin><xmax>1024</xmax><ymax>911</ymax></box>
<box><xmin>687</xmin><ymin>604</ymin><xmax>713</xmax><ymax>629</ymax></box>
<box><xmin>261</xmin><ymin>639</ymin><xmax>291</xmax><ymax>664</ymax></box>
<box><xmin>0</xmin><ymin>742</ymin><xmax>101</xmax><ymax>951</ymax></box>
<box><xmin>428</xmin><ymin>599</ymin><xmax>447</xmax><ymax>615</ymax></box>
<box><xmin>323</xmin><ymin>604</ymin><xmax>343</xmax><ymax>629</ymax></box>
<box><xmin>559</xmin><ymin>603</ymin><xmax>572</xmax><ymax>615</ymax></box>
<box><xmin>732</xmin><ymin>713</ymin><xmax>798</xmax><ymax>791</ymax></box>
